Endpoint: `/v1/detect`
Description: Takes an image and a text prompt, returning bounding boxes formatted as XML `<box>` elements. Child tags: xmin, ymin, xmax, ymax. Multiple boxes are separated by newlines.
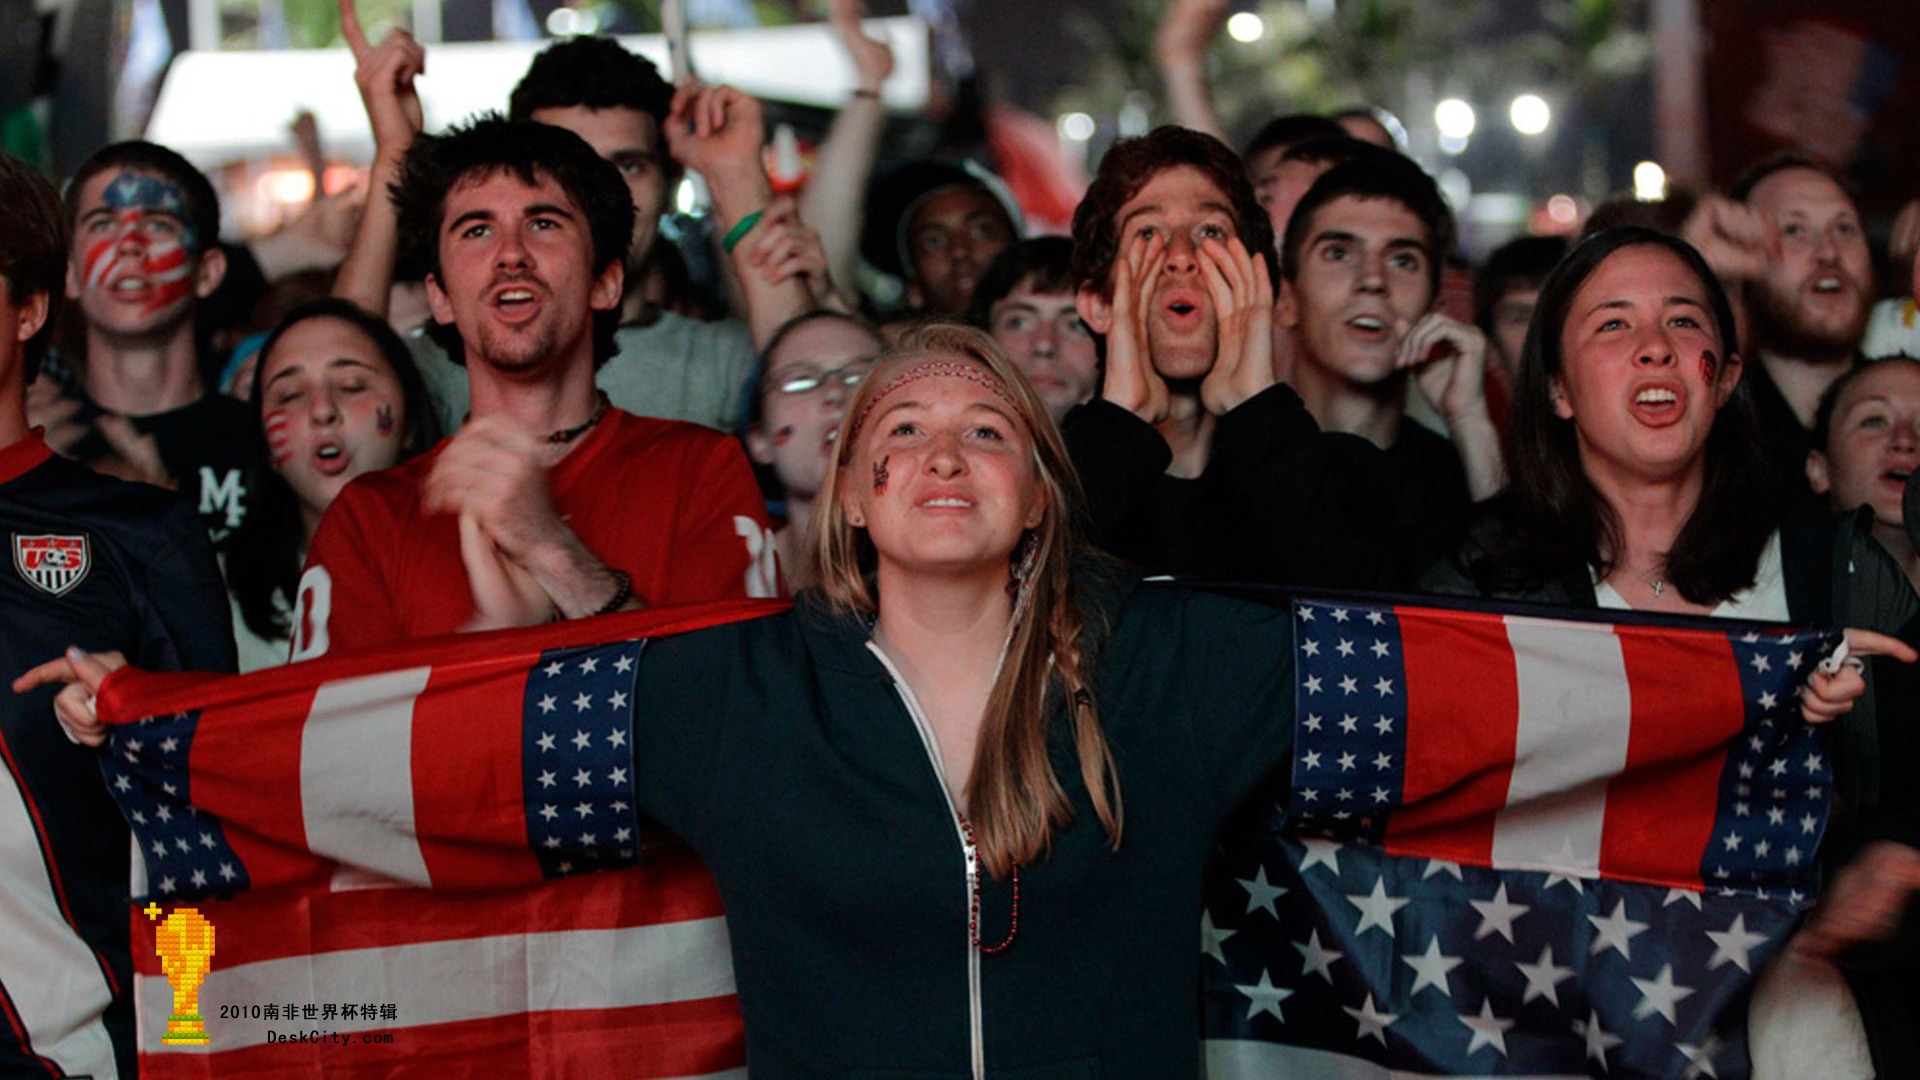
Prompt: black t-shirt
<box><xmin>32</xmin><ymin>352</ymin><xmax>259</xmax><ymax>549</ymax></box>
<box><xmin>128</xmin><ymin>393</ymin><xmax>258</xmax><ymax>548</ymax></box>
<box><xmin>0</xmin><ymin>433</ymin><xmax>236</xmax><ymax>1080</ymax></box>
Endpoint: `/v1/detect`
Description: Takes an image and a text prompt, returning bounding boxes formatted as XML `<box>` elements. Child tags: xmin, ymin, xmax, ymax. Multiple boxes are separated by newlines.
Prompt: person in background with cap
<box><xmin>863</xmin><ymin>159</ymin><xmax>1021</xmax><ymax>318</ymax></box>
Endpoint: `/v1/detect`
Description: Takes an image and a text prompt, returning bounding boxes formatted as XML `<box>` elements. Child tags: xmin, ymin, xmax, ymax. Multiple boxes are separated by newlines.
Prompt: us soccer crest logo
<box><xmin>14</xmin><ymin>533</ymin><xmax>91</xmax><ymax>596</ymax></box>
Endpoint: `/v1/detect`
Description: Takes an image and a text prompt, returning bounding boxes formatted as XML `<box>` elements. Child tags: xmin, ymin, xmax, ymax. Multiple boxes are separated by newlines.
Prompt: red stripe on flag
<box><xmin>1601</xmin><ymin>626</ymin><xmax>1746</xmax><ymax>889</ymax></box>
<box><xmin>189</xmin><ymin>688</ymin><xmax>333</xmax><ymax>890</ymax></box>
<box><xmin>1384</xmin><ymin>606</ymin><xmax>1519</xmax><ymax>864</ymax></box>
<box><xmin>135</xmin><ymin>997</ymin><xmax>745</xmax><ymax>1080</ymax></box>
<box><xmin>413</xmin><ymin>652</ymin><xmax>545</xmax><ymax>886</ymax></box>
<box><xmin>132</xmin><ymin>846</ymin><xmax>726</xmax><ymax>974</ymax></box>
<box><xmin>97</xmin><ymin>599</ymin><xmax>789</xmax><ymax>724</ymax></box>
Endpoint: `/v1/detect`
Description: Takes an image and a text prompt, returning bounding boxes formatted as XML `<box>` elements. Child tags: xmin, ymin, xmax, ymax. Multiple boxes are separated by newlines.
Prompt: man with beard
<box><xmin>1696</xmin><ymin>153</ymin><xmax>1876</xmax><ymax>506</ymax></box>
<box><xmin>292</xmin><ymin>116</ymin><xmax>776</xmax><ymax>660</ymax></box>
<box><xmin>1062</xmin><ymin>125</ymin><xmax>1403</xmax><ymax>588</ymax></box>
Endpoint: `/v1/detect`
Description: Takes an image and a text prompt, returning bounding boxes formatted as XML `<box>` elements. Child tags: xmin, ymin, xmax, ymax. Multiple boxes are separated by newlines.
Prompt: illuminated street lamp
<box><xmin>1509</xmin><ymin>94</ymin><xmax>1551</xmax><ymax>136</ymax></box>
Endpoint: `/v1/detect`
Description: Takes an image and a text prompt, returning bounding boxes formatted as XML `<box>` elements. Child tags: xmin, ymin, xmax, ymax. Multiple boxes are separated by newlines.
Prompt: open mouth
<box><xmin>1884</xmin><ymin>466</ymin><xmax>1914</xmax><ymax>487</ymax></box>
<box><xmin>1629</xmin><ymin>383</ymin><xmax>1686</xmax><ymax>424</ymax></box>
<box><xmin>313</xmin><ymin>442</ymin><xmax>350</xmax><ymax>476</ymax></box>
<box><xmin>919</xmin><ymin>497</ymin><xmax>974</xmax><ymax>509</ymax></box>
<box><xmin>1812</xmin><ymin>277</ymin><xmax>1846</xmax><ymax>295</ymax></box>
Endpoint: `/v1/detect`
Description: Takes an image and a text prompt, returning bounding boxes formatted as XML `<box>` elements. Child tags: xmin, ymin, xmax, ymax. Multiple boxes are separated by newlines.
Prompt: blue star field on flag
<box><xmin>523</xmin><ymin>640</ymin><xmax>648</xmax><ymax>878</ymax></box>
<box><xmin>1204</xmin><ymin>599</ymin><xmax>1841</xmax><ymax>1079</ymax></box>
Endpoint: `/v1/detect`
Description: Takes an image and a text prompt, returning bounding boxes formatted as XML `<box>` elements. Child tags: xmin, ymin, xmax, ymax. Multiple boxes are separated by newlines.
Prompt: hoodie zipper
<box><xmin>868</xmin><ymin>641</ymin><xmax>987</xmax><ymax>1080</ymax></box>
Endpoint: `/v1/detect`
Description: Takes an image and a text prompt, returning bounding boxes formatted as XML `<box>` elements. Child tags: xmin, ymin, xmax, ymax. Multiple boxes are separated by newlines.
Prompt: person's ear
<box><xmin>1550</xmin><ymin>375</ymin><xmax>1574</xmax><ymax>420</ymax></box>
<box><xmin>1807</xmin><ymin>448</ymin><xmax>1833</xmax><ymax>497</ymax></box>
<box><xmin>192</xmin><ymin>244</ymin><xmax>228</xmax><ymax>299</ymax></box>
<box><xmin>1076</xmin><ymin>283</ymin><xmax>1113</xmax><ymax>336</ymax></box>
<box><xmin>589</xmin><ymin>259</ymin><xmax>624</xmax><ymax>312</ymax></box>
<box><xmin>1277</xmin><ymin>277</ymin><xmax>1301</xmax><ymax>329</ymax></box>
<box><xmin>1714</xmin><ymin>350</ymin><xmax>1744</xmax><ymax>407</ymax></box>
<box><xmin>425</xmin><ymin>273</ymin><xmax>456</xmax><ymax>327</ymax></box>
<box><xmin>13</xmin><ymin>291</ymin><xmax>49</xmax><ymax>345</ymax></box>
<box><xmin>744</xmin><ymin>424</ymin><xmax>775</xmax><ymax>466</ymax></box>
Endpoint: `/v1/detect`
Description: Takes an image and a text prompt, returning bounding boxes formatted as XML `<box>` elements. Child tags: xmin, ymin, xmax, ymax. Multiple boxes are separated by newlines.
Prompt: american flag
<box><xmin>1204</xmin><ymin>598</ymin><xmax>1841</xmax><ymax>1079</ymax></box>
<box><xmin>94</xmin><ymin>599</ymin><xmax>786</xmax><ymax>1079</ymax></box>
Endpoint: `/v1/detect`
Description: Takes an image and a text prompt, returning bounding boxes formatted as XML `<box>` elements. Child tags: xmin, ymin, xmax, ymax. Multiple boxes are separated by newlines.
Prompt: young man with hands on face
<box><xmin>1061</xmin><ymin>125</ymin><xmax>1406</xmax><ymax>589</ymax></box>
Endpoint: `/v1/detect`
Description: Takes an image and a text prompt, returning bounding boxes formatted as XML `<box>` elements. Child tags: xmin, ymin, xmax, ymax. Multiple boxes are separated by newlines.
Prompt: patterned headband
<box><xmin>847</xmin><ymin>360</ymin><xmax>1024</xmax><ymax>444</ymax></box>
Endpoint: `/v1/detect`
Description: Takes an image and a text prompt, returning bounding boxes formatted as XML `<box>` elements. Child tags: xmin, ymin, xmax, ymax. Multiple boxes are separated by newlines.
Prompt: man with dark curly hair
<box><xmin>402</xmin><ymin>37</ymin><xmax>808</xmax><ymax>434</ymax></box>
<box><xmin>294</xmin><ymin>116</ymin><xmax>776</xmax><ymax>661</ymax></box>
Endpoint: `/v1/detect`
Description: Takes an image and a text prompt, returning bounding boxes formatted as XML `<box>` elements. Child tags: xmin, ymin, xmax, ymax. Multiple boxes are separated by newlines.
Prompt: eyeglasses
<box><xmin>766</xmin><ymin>359</ymin><xmax>875</xmax><ymax>396</ymax></box>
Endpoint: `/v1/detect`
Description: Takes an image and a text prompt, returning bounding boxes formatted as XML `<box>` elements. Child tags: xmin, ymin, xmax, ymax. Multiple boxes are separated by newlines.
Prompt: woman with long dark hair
<box><xmin>224</xmin><ymin>298</ymin><xmax>440</xmax><ymax>668</ymax></box>
<box><xmin>1425</xmin><ymin>226</ymin><xmax>1920</xmax><ymax>1078</ymax></box>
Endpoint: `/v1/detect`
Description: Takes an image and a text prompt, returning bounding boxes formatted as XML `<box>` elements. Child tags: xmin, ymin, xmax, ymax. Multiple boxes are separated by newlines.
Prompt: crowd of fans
<box><xmin>6</xmin><ymin>0</ymin><xmax>1920</xmax><ymax>1076</ymax></box>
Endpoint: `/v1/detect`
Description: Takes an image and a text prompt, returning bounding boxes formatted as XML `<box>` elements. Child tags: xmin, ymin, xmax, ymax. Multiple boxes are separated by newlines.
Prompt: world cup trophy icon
<box><xmin>145</xmin><ymin>903</ymin><xmax>216</xmax><ymax>1044</ymax></box>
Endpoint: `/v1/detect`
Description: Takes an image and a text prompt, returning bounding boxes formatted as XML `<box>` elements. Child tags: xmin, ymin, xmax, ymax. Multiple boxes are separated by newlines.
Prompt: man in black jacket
<box><xmin>1062</xmin><ymin>126</ymin><xmax>1405</xmax><ymax>588</ymax></box>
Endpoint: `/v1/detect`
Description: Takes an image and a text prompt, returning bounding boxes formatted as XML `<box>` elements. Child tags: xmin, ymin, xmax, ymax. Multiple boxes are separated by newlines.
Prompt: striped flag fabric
<box><xmin>1203</xmin><ymin>597</ymin><xmax>1843</xmax><ymax>1079</ymax></box>
<box><xmin>93</xmin><ymin>599</ymin><xmax>787</xmax><ymax>1079</ymax></box>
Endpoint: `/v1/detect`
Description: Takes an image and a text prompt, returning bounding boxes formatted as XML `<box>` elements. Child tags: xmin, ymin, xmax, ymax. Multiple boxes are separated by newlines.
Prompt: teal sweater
<box><xmin>632</xmin><ymin>578</ymin><xmax>1294</xmax><ymax>1078</ymax></box>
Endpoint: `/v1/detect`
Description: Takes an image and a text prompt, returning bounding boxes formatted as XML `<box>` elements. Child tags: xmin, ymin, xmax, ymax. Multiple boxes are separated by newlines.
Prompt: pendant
<box><xmin>1651</xmin><ymin>580</ymin><xmax>1665</xmax><ymax>597</ymax></box>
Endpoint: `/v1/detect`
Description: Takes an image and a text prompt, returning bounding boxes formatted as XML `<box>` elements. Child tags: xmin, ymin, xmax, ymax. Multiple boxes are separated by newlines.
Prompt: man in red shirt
<box><xmin>293</xmin><ymin>115</ymin><xmax>776</xmax><ymax>660</ymax></box>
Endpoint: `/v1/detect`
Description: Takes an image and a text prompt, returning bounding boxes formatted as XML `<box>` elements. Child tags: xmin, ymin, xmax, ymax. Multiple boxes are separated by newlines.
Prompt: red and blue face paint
<box><xmin>79</xmin><ymin>172</ymin><xmax>199</xmax><ymax>317</ymax></box>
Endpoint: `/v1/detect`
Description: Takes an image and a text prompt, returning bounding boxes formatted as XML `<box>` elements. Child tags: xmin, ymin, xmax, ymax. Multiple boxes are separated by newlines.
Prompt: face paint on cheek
<box><xmin>771</xmin><ymin>425</ymin><xmax>795</xmax><ymax>447</ymax></box>
<box><xmin>85</xmin><ymin>172</ymin><xmax>199</xmax><ymax>316</ymax></box>
<box><xmin>264</xmin><ymin>410</ymin><xmax>294</xmax><ymax>468</ymax></box>
<box><xmin>872</xmin><ymin>454</ymin><xmax>890</xmax><ymax>495</ymax></box>
<box><xmin>377</xmin><ymin>403</ymin><xmax>396</xmax><ymax>437</ymax></box>
<box><xmin>1699</xmin><ymin>349</ymin><xmax>1718</xmax><ymax>386</ymax></box>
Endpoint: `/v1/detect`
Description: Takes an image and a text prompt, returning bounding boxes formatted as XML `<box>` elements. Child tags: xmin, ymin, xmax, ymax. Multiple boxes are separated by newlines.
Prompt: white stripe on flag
<box><xmin>1492</xmin><ymin>615</ymin><xmax>1633</xmax><ymax>877</ymax></box>
<box><xmin>0</xmin><ymin>759</ymin><xmax>120</xmax><ymax>1079</ymax></box>
<box><xmin>135</xmin><ymin>915</ymin><xmax>736</xmax><ymax>1052</ymax></box>
<box><xmin>1206</xmin><ymin>1038</ymin><xmax>1583</xmax><ymax>1079</ymax></box>
<box><xmin>300</xmin><ymin>667</ymin><xmax>434</xmax><ymax>886</ymax></box>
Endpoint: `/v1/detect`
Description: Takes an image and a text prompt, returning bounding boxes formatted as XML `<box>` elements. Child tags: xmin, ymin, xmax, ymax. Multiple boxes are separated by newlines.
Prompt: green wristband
<box><xmin>722</xmin><ymin>209</ymin><xmax>765</xmax><ymax>255</ymax></box>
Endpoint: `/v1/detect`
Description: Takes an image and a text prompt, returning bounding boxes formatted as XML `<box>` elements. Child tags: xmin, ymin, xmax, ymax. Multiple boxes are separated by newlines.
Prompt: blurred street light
<box><xmin>1509</xmin><ymin>94</ymin><xmax>1551</xmax><ymax>136</ymax></box>
<box><xmin>1434</xmin><ymin>98</ymin><xmax>1476</xmax><ymax>140</ymax></box>
<box><xmin>1057</xmin><ymin>112</ymin><xmax>1096</xmax><ymax>142</ymax></box>
<box><xmin>1633</xmin><ymin>161</ymin><xmax>1668</xmax><ymax>201</ymax></box>
<box><xmin>1227</xmin><ymin>13</ymin><xmax>1265</xmax><ymax>43</ymax></box>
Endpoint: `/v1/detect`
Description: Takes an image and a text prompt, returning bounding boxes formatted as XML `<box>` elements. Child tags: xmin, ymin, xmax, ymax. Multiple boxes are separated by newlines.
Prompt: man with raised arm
<box><xmin>331</xmin><ymin>0</ymin><xmax>810</xmax><ymax>434</ymax></box>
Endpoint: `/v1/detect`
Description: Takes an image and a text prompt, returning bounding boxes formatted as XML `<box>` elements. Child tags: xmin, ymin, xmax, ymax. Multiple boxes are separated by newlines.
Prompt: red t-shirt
<box><xmin>293</xmin><ymin>408</ymin><xmax>778</xmax><ymax>660</ymax></box>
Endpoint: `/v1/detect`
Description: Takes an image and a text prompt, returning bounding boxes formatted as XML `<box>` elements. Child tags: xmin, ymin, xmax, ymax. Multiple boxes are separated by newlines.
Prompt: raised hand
<box><xmin>340</xmin><ymin>0</ymin><xmax>425</xmax><ymax>158</ymax></box>
<box><xmin>743</xmin><ymin>196</ymin><xmax>851</xmax><ymax>311</ymax></box>
<box><xmin>665</xmin><ymin>82</ymin><xmax>766</xmax><ymax>183</ymax></box>
<box><xmin>828</xmin><ymin>0</ymin><xmax>894</xmax><ymax>94</ymax></box>
<box><xmin>1154</xmin><ymin>0</ymin><xmax>1229</xmax><ymax>69</ymax></box>
<box><xmin>1099</xmin><ymin>231</ymin><xmax>1170</xmax><ymax>423</ymax></box>
<box><xmin>1681</xmin><ymin>195</ymin><xmax>1777</xmax><ymax>285</ymax></box>
<box><xmin>1197</xmin><ymin>234</ymin><xmax>1275</xmax><ymax>415</ymax></box>
<box><xmin>11</xmin><ymin>648</ymin><xmax>129</xmax><ymax>748</ymax></box>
